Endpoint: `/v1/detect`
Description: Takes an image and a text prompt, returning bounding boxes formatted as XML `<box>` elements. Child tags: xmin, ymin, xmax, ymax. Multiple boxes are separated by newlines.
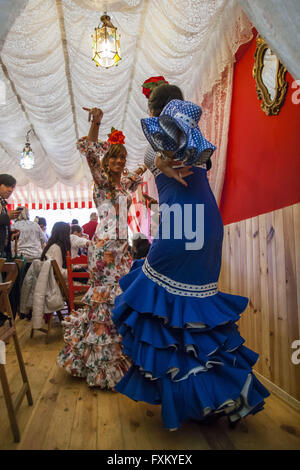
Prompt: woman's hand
<box><xmin>142</xmin><ymin>193</ymin><xmax>158</xmax><ymax>206</ymax></box>
<box><xmin>83</xmin><ymin>107</ymin><xmax>103</xmax><ymax>142</ymax></box>
<box><xmin>155</xmin><ymin>152</ymin><xmax>193</xmax><ymax>187</ymax></box>
<box><xmin>11</xmin><ymin>229</ymin><xmax>20</xmax><ymax>240</ymax></box>
<box><xmin>82</xmin><ymin>107</ymin><xmax>103</xmax><ymax>124</ymax></box>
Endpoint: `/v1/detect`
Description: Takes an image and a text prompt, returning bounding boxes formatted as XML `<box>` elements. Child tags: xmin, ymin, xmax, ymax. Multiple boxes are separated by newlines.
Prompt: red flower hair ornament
<box><xmin>142</xmin><ymin>76</ymin><xmax>169</xmax><ymax>99</ymax></box>
<box><xmin>107</xmin><ymin>127</ymin><xmax>125</xmax><ymax>145</ymax></box>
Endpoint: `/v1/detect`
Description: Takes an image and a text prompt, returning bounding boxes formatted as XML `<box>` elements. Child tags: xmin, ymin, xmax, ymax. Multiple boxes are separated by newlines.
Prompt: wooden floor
<box><xmin>0</xmin><ymin>317</ymin><xmax>299</xmax><ymax>450</ymax></box>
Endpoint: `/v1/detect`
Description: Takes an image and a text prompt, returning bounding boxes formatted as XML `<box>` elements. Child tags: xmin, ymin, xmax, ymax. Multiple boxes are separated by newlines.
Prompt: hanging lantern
<box><xmin>20</xmin><ymin>129</ymin><xmax>35</xmax><ymax>170</ymax></box>
<box><xmin>92</xmin><ymin>13</ymin><xmax>121</xmax><ymax>69</ymax></box>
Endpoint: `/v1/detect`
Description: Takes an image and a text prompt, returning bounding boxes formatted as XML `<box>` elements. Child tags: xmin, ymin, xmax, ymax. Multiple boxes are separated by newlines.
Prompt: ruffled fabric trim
<box><xmin>112</xmin><ymin>262</ymin><xmax>270</xmax><ymax>429</ymax></box>
<box><xmin>57</xmin><ymin>303</ymin><xmax>131</xmax><ymax>389</ymax></box>
<box><xmin>115</xmin><ymin>265</ymin><xmax>247</xmax><ymax>329</ymax></box>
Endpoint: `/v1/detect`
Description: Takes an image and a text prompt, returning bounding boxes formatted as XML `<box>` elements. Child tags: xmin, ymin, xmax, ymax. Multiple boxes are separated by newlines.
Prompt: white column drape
<box><xmin>238</xmin><ymin>0</ymin><xmax>300</xmax><ymax>80</ymax></box>
<box><xmin>0</xmin><ymin>0</ymin><xmax>28</xmax><ymax>52</ymax></box>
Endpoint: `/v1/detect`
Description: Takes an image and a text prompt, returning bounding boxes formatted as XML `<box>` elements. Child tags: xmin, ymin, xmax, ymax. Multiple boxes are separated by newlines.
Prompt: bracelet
<box><xmin>138</xmin><ymin>164</ymin><xmax>147</xmax><ymax>174</ymax></box>
<box><xmin>92</xmin><ymin>121</ymin><xmax>101</xmax><ymax>125</ymax></box>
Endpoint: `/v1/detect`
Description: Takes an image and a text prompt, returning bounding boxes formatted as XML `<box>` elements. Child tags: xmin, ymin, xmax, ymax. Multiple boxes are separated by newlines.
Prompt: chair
<box><xmin>51</xmin><ymin>259</ymin><xmax>70</xmax><ymax>307</ymax></box>
<box><xmin>66</xmin><ymin>251</ymin><xmax>90</xmax><ymax>311</ymax></box>
<box><xmin>1</xmin><ymin>259</ymin><xmax>24</xmax><ymax>319</ymax></box>
<box><xmin>1</xmin><ymin>261</ymin><xmax>19</xmax><ymax>294</ymax></box>
<box><xmin>0</xmin><ymin>258</ymin><xmax>5</xmax><ymax>279</ymax></box>
<box><xmin>0</xmin><ymin>281</ymin><xmax>33</xmax><ymax>442</ymax></box>
<box><xmin>30</xmin><ymin>260</ymin><xmax>70</xmax><ymax>344</ymax></box>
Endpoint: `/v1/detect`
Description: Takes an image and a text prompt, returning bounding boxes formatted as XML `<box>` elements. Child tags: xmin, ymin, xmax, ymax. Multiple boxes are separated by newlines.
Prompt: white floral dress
<box><xmin>57</xmin><ymin>138</ymin><xmax>142</xmax><ymax>388</ymax></box>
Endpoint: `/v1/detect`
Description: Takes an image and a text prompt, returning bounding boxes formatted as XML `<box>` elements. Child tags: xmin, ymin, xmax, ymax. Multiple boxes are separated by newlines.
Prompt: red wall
<box><xmin>220</xmin><ymin>37</ymin><xmax>300</xmax><ymax>225</ymax></box>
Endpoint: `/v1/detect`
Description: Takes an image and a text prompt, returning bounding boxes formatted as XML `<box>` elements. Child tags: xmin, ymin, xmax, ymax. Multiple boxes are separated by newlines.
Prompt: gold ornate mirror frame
<box><xmin>253</xmin><ymin>36</ymin><xmax>288</xmax><ymax>116</ymax></box>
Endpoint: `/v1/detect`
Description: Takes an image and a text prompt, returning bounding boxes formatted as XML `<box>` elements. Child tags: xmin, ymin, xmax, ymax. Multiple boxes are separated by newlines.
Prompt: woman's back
<box><xmin>13</xmin><ymin>220</ymin><xmax>46</xmax><ymax>260</ymax></box>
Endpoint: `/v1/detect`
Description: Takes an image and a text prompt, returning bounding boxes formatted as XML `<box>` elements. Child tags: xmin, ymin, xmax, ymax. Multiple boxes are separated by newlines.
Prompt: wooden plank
<box><xmin>0</xmin><ymin>347</ymin><xmax>60</xmax><ymax>450</ymax></box>
<box><xmin>292</xmin><ymin>203</ymin><xmax>300</xmax><ymax>336</ymax></box>
<box><xmin>282</xmin><ymin>205</ymin><xmax>300</xmax><ymax>400</ymax></box>
<box><xmin>18</xmin><ymin>365</ymin><xmax>70</xmax><ymax>450</ymax></box>
<box><xmin>42</xmin><ymin>370</ymin><xmax>82</xmax><ymax>450</ymax></box>
<box><xmin>254</xmin><ymin>370</ymin><xmax>300</xmax><ymax>413</ymax></box>
<box><xmin>228</xmin><ymin>403</ymin><xmax>300</xmax><ymax>450</ymax></box>
<box><xmin>274</xmin><ymin>209</ymin><xmax>290</xmax><ymax>393</ymax></box>
<box><xmin>116</xmin><ymin>393</ymin><xmax>154</xmax><ymax>450</ymax></box>
<box><xmin>245</xmin><ymin>217</ymin><xmax>254</xmax><ymax>349</ymax></box>
<box><xmin>251</xmin><ymin>216</ymin><xmax>261</xmax><ymax>373</ymax></box>
<box><xmin>68</xmin><ymin>382</ymin><xmax>98</xmax><ymax>450</ymax></box>
<box><xmin>221</xmin><ymin>224</ymin><xmax>231</xmax><ymax>292</ymax></box>
<box><xmin>239</xmin><ymin>219</ymin><xmax>248</xmax><ymax>331</ymax></box>
<box><xmin>266</xmin><ymin>210</ymin><xmax>277</xmax><ymax>384</ymax></box>
<box><xmin>113</xmin><ymin>394</ymin><xmax>212</xmax><ymax>451</ymax></box>
<box><xmin>230</xmin><ymin>222</ymin><xmax>237</xmax><ymax>295</ymax></box>
<box><xmin>97</xmin><ymin>390</ymin><xmax>124</xmax><ymax>450</ymax></box>
<box><xmin>258</xmin><ymin>213</ymin><xmax>271</xmax><ymax>378</ymax></box>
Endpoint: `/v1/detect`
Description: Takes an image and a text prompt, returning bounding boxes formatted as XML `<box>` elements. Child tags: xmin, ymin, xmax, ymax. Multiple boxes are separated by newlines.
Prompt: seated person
<box><xmin>82</xmin><ymin>212</ymin><xmax>98</xmax><ymax>240</ymax></box>
<box><xmin>12</xmin><ymin>207</ymin><xmax>47</xmax><ymax>320</ymax></box>
<box><xmin>70</xmin><ymin>224</ymin><xmax>90</xmax><ymax>257</ymax></box>
<box><xmin>41</xmin><ymin>221</ymin><xmax>70</xmax><ymax>279</ymax></box>
<box><xmin>36</xmin><ymin>216</ymin><xmax>49</xmax><ymax>242</ymax></box>
<box><xmin>13</xmin><ymin>207</ymin><xmax>46</xmax><ymax>261</ymax></box>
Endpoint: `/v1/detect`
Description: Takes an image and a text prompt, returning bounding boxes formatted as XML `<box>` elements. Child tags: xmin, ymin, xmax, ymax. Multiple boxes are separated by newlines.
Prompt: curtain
<box><xmin>238</xmin><ymin>0</ymin><xmax>300</xmax><ymax>80</ymax></box>
<box><xmin>0</xmin><ymin>0</ymin><xmax>28</xmax><ymax>52</ymax></box>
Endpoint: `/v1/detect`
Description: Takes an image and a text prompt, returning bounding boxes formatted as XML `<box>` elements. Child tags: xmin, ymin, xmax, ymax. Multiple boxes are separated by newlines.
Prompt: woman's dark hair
<box><xmin>41</xmin><ymin>221</ymin><xmax>71</xmax><ymax>269</ymax></box>
<box><xmin>71</xmin><ymin>224</ymin><xmax>82</xmax><ymax>234</ymax></box>
<box><xmin>37</xmin><ymin>217</ymin><xmax>47</xmax><ymax>227</ymax></box>
<box><xmin>206</xmin><ymin>158</ymin><xmax>212</xmax><ymax>171</ymax></box>
<box><xmin>0</xmin><ymin>174</ymin><xmax>16</xmax><ymax>187</ymax></box>
<box><xmin>131</xmin><ymin>237</ymin><xmax>151</xmax><ymax>260</ymax></box>
<box><xmin>148</xmin><ymin>84</ymin><xmax>184</xmax><ymax>117</ymax></box>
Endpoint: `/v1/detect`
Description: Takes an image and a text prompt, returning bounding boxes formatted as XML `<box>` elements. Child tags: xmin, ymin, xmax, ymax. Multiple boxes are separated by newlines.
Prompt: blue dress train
<box><xmin>112</xmin><ymin>154</ymin><xmax>269</xmax><ymax>430</ymax></box>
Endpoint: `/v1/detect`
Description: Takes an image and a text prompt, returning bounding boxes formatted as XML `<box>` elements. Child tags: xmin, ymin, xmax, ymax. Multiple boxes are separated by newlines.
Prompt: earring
<box><xmin>123</xmin><ymin>167</ymin><xmax>129</xmax><ymax>175</ymax></box>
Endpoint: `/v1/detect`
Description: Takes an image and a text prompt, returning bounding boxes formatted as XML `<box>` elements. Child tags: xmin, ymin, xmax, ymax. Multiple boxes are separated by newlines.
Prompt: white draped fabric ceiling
<box><xmin>0</xmin><ymin>0</ymin><xmax>255</xmax><ymax>208</ymax></box>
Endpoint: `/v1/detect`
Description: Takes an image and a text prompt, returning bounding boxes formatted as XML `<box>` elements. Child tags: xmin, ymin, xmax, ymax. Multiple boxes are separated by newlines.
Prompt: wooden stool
<box><xmin>0</xmin><ymin>281</ymin><xmax>33</xmax><ymax>442</ymax></box>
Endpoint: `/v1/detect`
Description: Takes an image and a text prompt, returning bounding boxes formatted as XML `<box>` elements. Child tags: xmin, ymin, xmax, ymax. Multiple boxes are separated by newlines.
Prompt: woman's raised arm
<box><xmin>77</xmin><ymin>107</ymin><xmax>109</xmax><ymax>186</ymax></box>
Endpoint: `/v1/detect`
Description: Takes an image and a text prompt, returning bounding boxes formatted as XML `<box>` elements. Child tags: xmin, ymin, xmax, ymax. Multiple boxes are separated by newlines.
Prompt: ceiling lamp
<box><xmin>92</xmin><ymin>13</ymin><xmax>121</xmax><ymax>69</ymax></box>
<box><xmin>20</xmin><ymin>129</ymin><xmax>35</xmax><ymax>170</ymax></box>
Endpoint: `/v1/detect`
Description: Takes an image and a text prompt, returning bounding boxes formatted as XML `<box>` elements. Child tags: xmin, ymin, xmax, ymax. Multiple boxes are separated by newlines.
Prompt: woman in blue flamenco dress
<box><xmin>112</xmin><ymin>86</ymin><xmax>269</xmax><ymax>431</ymax></box>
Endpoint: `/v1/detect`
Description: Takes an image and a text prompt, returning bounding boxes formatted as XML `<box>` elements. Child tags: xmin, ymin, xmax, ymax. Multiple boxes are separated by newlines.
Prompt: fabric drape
<box><xmin>238</xmin><ymin>0</ymin><xmax>300</xmax><ymax>80</ymax></box>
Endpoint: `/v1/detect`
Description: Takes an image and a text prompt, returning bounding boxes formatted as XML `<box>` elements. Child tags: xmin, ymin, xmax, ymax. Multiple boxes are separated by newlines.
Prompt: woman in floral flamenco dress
<box><xmin>58</xmin><ymin>107</ymin><xmax>146</xmax><ymax>388</ymax></box>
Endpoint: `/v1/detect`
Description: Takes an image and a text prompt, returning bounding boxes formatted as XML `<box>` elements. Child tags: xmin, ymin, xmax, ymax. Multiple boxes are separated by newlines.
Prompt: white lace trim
<box><xmin>142</xmin><ymin>259</ymin><xmax>218</xmax><ymax>298</ymax></box>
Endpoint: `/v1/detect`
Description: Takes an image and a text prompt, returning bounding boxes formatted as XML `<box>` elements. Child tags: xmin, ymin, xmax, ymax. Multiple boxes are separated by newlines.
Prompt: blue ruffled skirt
<box><xmin>112</xmin><ymin>169</ymin><xmax>269</xmax><ymax>429</ymax></box>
